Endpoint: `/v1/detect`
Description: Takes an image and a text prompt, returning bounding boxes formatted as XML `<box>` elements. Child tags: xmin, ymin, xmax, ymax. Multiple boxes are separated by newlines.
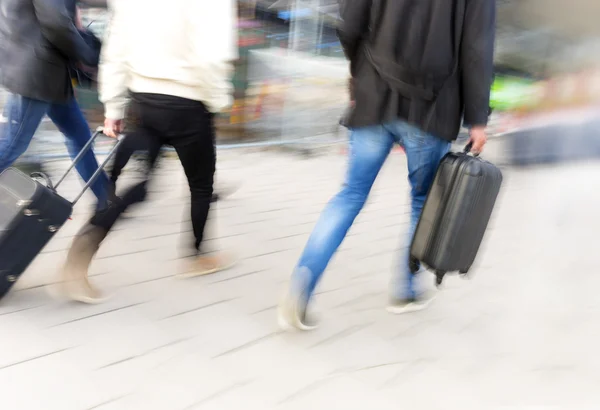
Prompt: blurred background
<box><xmin>3</xmin><ymin>3</ymin><xmax>600</xmax><ymax>408</ymax></box>
<box><xmin>3</xmin><ymin>0</ymin><xmax>600</xmax><ymax>164</ymax></box>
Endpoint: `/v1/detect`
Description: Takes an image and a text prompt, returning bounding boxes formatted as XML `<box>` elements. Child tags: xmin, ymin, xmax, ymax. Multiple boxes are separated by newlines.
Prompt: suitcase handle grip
<box><xmin>463</xmin><ymin>142</ymin><xmax>480</xmax><ymax>157</ymax></box>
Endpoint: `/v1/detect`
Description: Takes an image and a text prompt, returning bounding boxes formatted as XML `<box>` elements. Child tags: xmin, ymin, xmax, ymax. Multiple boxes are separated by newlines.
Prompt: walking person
<box><xmin>109</xmin><ymin>133</ymin><xmax>232</xmax><ymax>204</ymax></box>
<box><xmin>60</xmin><ymin>0</ymin><xmax>238</xmax><ymax>303</ymax></box>
<box><xmin>279</xmin><ymin>0</ymin><xmax>495</xmax><ymax>330</ymax></box>
<box><xmin>0</xmin><ymin>0</ymin><xmax>110</xmax><ymax>206</ymax></box>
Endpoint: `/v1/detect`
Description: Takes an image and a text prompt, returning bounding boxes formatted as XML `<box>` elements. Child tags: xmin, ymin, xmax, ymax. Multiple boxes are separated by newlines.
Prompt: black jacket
<box><xmin>0</xmin><ymin>0</ymin><xmax>100</xmax><ymax>103</ymax></box>
<box><xmin>338</xmin><ymin>0</ymin><xmax>495</xmax><ymax>141</ymax></box>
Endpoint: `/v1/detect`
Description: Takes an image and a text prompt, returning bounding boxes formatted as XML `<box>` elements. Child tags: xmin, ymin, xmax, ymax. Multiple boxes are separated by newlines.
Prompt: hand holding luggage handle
<box><xmin>463</xmin><ymin>141</ymin><xmax>480</xmax><ymax>157</ymax></box>
<box><xmin>31</xmin><ymin>126</ymin><xmax>123</xmax><ymax>206</ymax></box>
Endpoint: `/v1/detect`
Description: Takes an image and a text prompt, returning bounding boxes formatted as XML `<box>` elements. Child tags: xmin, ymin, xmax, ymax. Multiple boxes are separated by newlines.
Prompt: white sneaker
<box><xmin>278</xmin><ymin>279</ymin><xmax>319</xmax><ymax>332</ymax></box>
<box><xmin>386</xmin><ymin>292</ymin><xmax>436</xmax><ymax>315</ymax></box>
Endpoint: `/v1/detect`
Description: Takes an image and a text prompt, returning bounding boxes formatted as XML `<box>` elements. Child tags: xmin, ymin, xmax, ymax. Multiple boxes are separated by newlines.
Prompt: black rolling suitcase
<box><xmin>410</xmin><ymin>143</ymin><xmax>503</xmax><ymax>286</ymax></box>
<box><xmin>0</xmin><ymin>129</ymin><xmax>122</xmax><ymax>300</ymax></box>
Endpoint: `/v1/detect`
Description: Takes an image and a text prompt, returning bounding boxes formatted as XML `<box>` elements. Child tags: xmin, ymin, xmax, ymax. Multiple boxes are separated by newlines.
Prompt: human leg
<box><xmin>387</xmin><ymin>121</ymin><xmax>450</xmax><ymax>313</ymax></box>
<box><xmin>0</xmin><ymin>94</ymin><xmax>48</xmax><ymax>172</ymax></box>
<box><xmin>280</xmin><ymin>125</ymin><xmax>394</xmax><ymax>330</ymax></box>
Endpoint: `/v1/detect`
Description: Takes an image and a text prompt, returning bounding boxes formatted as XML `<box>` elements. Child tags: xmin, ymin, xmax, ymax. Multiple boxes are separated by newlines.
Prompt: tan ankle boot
<box><xmin>176</xmin><ymin>252</ymin><xmax>235</xmax><ymax>279</ymax></box>
<box><xmin>59</xmin><ymin>225</ymin><xmax>108</xmax><ymax>304</ymax></box>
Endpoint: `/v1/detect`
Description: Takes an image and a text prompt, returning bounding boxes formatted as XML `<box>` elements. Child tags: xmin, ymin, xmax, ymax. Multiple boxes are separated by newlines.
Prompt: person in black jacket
<box><xmin>0</xmin><ymin>0</ymin><xmax>109</xmax><ymax>206</ymax></box>
<box><xmin>279</xmin><ymin>0</ymin><xmax>495</xmax><ymax>330</ymax></box>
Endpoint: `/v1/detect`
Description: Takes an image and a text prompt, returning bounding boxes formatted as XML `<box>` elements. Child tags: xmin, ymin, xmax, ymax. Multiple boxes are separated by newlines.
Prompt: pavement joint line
<box><xmin>277</xmin><ymin>375</ymin><xmax>336</xmax><ymax>405</ymax></box>
<box><xmin>243</xmin><ymin>248</ymin><xmax>293</xmax><ymax>260</ymax></box>
<box><xmin>0</xmin><ymin>347</ymin><xmax>72</xmax><ymax>371</ymax></box>
<box><xmin>39</xmin><ymin>247</ymin><xmax>72</xmax><ymax>255</ymax></box>
<box><xmin>135</xmin><ymin>230</ymin><xmax>191</xmax><ymax>241</ymax></box>
<box><xmin>85</xmin><ymin>394</ymin><xmax>131</xmax><ymax>410</ymax></box>
<box><xmin>252</xmin><ymin>207</ymin><xmax>289</xmax><ymax>215</ymax></box>
<box><xmin>0</xmin><ymin>304</ymin><xmax>46</xmax><ymax>317</ymax></box>
<box><xmin>13</xmin><ymin>271</ymin><xmax>113</xmax><ymax>293</ymax></box>
<box><xmin>331</xmin><ymin>360</ymin><xmax>413</xmax><ymax>376</ymax></box>
<box><xmin>95</xmin><ymin>248</ymin><xmax>157</xmax><ymax>261</ymax></box>
<box><xmin>267</xmin><ymin>232</ymin><xmax>307</xmax><ymax>241</ymax></box>
<box><xmin>204</xmin><ymin>231</ymin><xmax>248</xmax><ymax>241</ymax></box>
<box><xmin>96</xmin><ymin>337</ymin><xmax>193</xmax><ymax>370</ymax></box>
<box><xmin>121</xmin><ymin>274</ymin><xmax>174</xmax><ymax>288</ymax></box>
<box><xmin>330</xmin><ymin>292</ymin><xmax>381</xmax><ymax>310</ymax></box>
<box><xmin>208</xmin><ymin>270</ymin><xmax>265</xmax><ymax>285</ymax></box>
<box><xmin>308</xmin><ymin>323</ymin><xmax>372</xmax><ymax>349</ymax></box>
<box><xmin>228</xmin><ymin>218</ymin><xmax>273</xmax><ymax>227</ymax></box>
<box><xmin>211</xmin><ymin>331</ymin><xmax>281</xmax><ymax>359</ymax></box>
<box><xmin>181</xmin><ymin>379</ymin><xmax>254</xmax><ymax>410</ymax></box>
<box><xmin>48</xmin><ymin>302</ymin><xmax>147</xmax><ymax>328</ymax></box>
<box><xmin>160</xmin><ymin>298</ymin><xmax>237</xmax><ymax>320</ymax></box>
<box><xmin>251</xmin><ymin>305</ymin><xmax>277</xmax><ymax>315</ymax></box>
<box><xmin>378</xmin><ymin>357</ymin><xmax>438</xmax><ymax>389</ymax></box>
<box><xmin>314</xmin><ymin>286</ymin><xmax>347</xmax><ymax>296</ymax></box>
<box><xmin>391</xmin><ymin>318</ymin><xmax>442</xmax><ymax>339</ymax></box>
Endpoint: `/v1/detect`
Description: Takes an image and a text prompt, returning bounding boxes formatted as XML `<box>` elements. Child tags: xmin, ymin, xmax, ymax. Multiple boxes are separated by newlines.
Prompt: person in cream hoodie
<box><xmin>59</xmin><ymin>0</ymin><xmax>238</xmax><ymax>303</ymax></box>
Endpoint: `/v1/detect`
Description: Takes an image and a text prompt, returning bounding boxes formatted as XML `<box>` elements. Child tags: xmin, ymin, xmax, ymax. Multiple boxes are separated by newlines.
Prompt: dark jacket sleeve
<box><xmin>78</xmin><ymin>0</ymin><xmax>108</xmax><ymax>6</ymax></box>
<box><xmin>460</xmin><ymin>0</ymin><xmax>495</xmax><ymax>127</ymax></box>
<box><xmin>32</xmin><ymin>0</ymin><xmax>99</xmax><ymax>66</ymax></box>
<box><xmin>337</xmin><ymin>0</ymin><xmax>372</xmax><ymax>75</ymax></box>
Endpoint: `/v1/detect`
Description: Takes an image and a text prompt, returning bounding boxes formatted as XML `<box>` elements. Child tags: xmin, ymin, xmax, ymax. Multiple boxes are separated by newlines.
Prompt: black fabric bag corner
<box><xmin>70</xmin><ymin>29</ymin><xmax>102</xmax><ymax>89</ymax></box>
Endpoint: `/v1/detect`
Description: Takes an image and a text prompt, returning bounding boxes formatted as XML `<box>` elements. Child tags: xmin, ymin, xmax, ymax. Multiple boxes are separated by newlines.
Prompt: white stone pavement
<box><xmin>1</xmin><ymin>148</ymin><xmax>600</xmax><ymax>410</ymax></box>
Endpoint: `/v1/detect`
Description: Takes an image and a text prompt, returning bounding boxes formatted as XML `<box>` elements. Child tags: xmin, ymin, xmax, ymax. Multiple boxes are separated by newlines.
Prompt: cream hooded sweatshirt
<box><xmin>99</xmin><ymin>0</ymin><xmax>238</xmax><ymax>120</ymax></box>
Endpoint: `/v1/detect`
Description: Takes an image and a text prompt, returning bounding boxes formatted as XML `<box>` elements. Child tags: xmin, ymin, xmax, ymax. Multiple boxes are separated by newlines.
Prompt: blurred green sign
<box><xmin>490</xmin><ymin>75</ymin><xmax>539</xmax><ymax>111</ymax></box>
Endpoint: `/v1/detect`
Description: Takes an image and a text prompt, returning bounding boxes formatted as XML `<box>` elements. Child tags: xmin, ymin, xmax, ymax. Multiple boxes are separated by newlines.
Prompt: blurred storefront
<box><xmin>74</xmin><ymin>1</ymin><xmax>348</xmax><ymax>144</ymax></box>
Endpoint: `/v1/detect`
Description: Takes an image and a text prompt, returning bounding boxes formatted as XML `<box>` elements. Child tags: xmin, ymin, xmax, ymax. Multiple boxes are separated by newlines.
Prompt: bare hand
<box><xmin>103</xmin><ymin>118</ymin><xmax>123</xmax><ymax>138</ymax></box>
<box><xmin>468</xmin><ymin>126</ymin><xmax>487</xmax><ymax>154</ymax></box>
<box><xmin>75</xmin><ymin>6</ymin><xmax>83</xmax><ymax>30</ymax></box>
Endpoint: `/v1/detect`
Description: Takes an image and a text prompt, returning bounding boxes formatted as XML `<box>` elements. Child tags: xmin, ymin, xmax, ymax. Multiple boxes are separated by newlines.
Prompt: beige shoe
<box><xmin>176</xmin><ymin>253</ymin><xmax>235</xmax><ymax>279</ymax></box>
<box><xmin>57</xmin><ymin>225</ymin><xmax>109</xmax><ymax>304</ymax></box>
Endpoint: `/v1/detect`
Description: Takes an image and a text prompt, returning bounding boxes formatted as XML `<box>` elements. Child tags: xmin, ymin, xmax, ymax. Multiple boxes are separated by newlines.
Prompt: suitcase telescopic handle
<box><xmin>53</xmin><ymin>126</ymin><xmax>105</xmax><ymax>191</ymax></box>
<box><xmin>71</xmin><ymin>128</ymin><xmax>124</xmax><ymax>206</ymax></box>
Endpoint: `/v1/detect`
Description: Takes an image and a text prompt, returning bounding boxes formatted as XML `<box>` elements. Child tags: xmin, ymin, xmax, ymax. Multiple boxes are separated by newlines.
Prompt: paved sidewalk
<box><xmin>1</xmin><ymin>148</ymin><xmax>600</xmax><ymax>410</ymax></box>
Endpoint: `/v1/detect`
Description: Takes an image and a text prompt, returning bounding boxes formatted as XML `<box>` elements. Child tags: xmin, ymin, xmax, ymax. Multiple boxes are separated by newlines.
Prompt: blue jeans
<box><xmin>0</xmin><ymin>94</ymin><xmax>109</xmax><ymax>205</ymax></box>
<box><xmin>292</xmin><ymin>120</ymin><xmax>450</xmax><ymax>301</ymax></box>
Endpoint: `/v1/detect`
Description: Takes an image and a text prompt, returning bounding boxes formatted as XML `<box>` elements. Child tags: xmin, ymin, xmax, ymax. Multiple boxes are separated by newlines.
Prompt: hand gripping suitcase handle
<box><xmin>463</xmin><ymin>142</ymin><xmax>480</xmax><ymax>157</ymax></box>
<box><xmin>70</xmin><ymin>128</ymin><xmax>124</xmax><ymax>206</ymax></box>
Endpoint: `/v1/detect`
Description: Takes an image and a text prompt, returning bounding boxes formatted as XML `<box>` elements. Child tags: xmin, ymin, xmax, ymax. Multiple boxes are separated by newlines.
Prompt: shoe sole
<box><xmin>47</xmin><ymin>282</ymin><xmax>110</xmax><ymax>305</ymax></box>
<box><xmin>386</xmin><ymin>295</ymin><xmax>436</xmax><ymax>315</ymax></box>
<box><xmin>213</xmin><ymin>183</ymin><xmax>242</xmax><ymax>200</ymax></box>
<box><xmin>67</xmin><ymin>293</ymin><xmax>111</xmax><ymax>305</ymax></box>
<box><xmin>277</xmin><ymin>303</ymin><xmax>318</xmax><ymax>332</ymax></box>
<box><xmin>175</xmin><ymin>261</ymin><xmax>236</xmax><ymax>279</ymax></box>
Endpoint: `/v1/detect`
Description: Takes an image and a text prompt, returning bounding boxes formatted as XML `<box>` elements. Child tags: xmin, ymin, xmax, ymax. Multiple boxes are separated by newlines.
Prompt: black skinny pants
<box><xmin>91</xmin><ymin>93</ymin><xmax>216</xmax><ymax>252</ymax></box>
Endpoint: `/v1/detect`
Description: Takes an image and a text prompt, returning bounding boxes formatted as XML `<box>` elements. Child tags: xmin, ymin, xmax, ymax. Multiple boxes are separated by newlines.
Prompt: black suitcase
<box><xmin>0</xmin><ymin>129</ymin><xmax>122</xmax><ymax>300</ymax></box>
<box><xmin>410</xmin><ymin>144</ymin><xmax>503</xmax><ymax>286</ymax></box>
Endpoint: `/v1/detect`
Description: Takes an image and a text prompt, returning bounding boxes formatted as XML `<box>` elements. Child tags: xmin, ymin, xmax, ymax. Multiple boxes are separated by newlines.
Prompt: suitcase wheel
<box><xmin>435</xmin><ymin>271</ymin><xmax>445</xmax><ymax>287</ymax></box>
<box><xmin>409</xmin><ymin>256</ymin><xmax>421</xmax><ymax>274</ymax></box>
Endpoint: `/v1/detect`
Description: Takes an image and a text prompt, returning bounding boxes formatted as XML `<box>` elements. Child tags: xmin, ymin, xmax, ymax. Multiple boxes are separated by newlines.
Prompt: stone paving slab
<box><xmin>1</xmin><ymin>148</ymin><xmax>600</xmax><ymax>410</ymax></box>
